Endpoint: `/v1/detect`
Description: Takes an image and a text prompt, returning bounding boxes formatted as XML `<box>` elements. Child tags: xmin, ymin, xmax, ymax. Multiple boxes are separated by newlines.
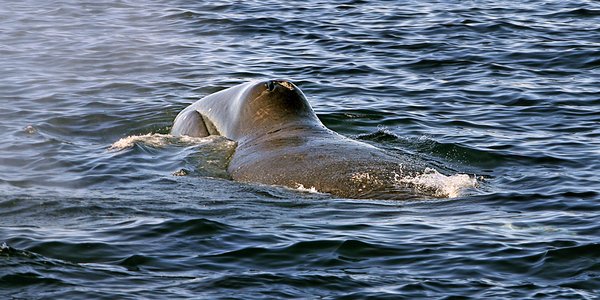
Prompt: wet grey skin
<box><xmin>171</xmin><ymin>80</ymin><xmax>426</xmax><ymax>199</ymax></box>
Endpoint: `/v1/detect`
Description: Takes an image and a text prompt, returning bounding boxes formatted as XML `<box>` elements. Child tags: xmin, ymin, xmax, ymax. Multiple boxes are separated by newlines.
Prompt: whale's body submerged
<box><xmin>172</xmin><ymin>80</ymin><xmax>435</xmax><ymax>199</ymax></box>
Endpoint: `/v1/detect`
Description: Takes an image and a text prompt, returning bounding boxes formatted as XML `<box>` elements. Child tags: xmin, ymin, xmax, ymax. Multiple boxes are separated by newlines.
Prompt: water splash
<box><xmin>395</xmin><ymin>168</ymin><xmax>478</xmax><ymax>198</ymax></box>
<box><xmin>295</xmin><ymin>184</ymin><xmax>322</xmax><ymax>194</ymax></box>
<box><xmin>108</xmin><ymin>133</ymin><xmax>233</xmax><ymax>151</ymax></box>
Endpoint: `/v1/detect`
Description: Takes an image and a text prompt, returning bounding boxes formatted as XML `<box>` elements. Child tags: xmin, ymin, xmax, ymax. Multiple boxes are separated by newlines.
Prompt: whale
<box><xmin>171</xmin><ymin>79</ymin><xmax>431</xmax><ymax>199</ymax></box>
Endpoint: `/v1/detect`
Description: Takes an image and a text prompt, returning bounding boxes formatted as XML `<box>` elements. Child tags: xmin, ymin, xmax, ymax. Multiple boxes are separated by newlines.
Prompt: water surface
<box><xmin>1</xmin><ymin>0</ymin><xmax>599</xmax><ymax>298</ymax></box>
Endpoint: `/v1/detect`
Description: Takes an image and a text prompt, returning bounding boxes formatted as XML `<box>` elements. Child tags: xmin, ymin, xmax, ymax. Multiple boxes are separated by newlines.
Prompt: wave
<box><xmin>108</xmin><ymin>133</ymin><xmax>234</xmax><ymax>151</ymax></box>
<box><xmin>395</xmin><ymin>168</ymin><xmax>478</xmax><ymax>198</ymax></box>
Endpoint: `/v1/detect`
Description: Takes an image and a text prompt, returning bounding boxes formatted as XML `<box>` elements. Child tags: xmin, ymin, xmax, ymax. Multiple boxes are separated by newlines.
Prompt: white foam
<box><xmin>108</xmin><ymin>133</ymin><xmax>227</xmax><ymax>151</ymax></box>
<box><xmin>295</xmin><ymin>184</ymin><xmax>322</xmax><ymax>194</ymax></box>
<box><xmin>395</xmin><ymin>168</ymin><xmax>477</xmax><ymax>198</ymax></box>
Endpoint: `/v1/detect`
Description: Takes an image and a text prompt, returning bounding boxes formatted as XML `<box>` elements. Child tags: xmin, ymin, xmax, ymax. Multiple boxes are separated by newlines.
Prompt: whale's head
<box><xmin>232</xmin><ymin>79</ymin><xmax>321</xmax><ymax>141</ymax></box>
<box><xmin>174</xmin><ymin>79</ymin><xmax>323</xmax><ymax>142</ymax></box>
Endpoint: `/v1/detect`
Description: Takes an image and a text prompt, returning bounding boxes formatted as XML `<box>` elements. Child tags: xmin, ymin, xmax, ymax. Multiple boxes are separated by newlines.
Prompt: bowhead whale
<box><xmin>172</xmin><ymin>79</ymin><xmax>431</xmax><ymax>199</ymax></box>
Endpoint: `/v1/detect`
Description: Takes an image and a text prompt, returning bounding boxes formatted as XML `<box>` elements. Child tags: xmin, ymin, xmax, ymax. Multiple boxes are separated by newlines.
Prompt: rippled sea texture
<box><xmin>1</xmin><ymin>0</ymin><xmax>599</xmax><ymax>298</ymax></box>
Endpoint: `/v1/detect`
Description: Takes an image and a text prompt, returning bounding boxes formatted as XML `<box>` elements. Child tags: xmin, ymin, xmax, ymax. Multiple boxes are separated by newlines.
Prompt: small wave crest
<box><xmin>295</xmin><ymin>184</ymin><xmax>322</xmax><ymax>194</ymax></box>
<box><xmin>108</xmin><ymin>133</ymin><xmax>231</xmax><ymax>151</ymax></box>
<box><xmin>395</xmin><ymin>168</ymin><xmax>478</xmax><ymax>198</ymax></box>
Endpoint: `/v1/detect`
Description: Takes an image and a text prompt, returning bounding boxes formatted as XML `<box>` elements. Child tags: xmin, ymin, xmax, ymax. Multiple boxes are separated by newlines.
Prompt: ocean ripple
<box><xmin>1</xmin><ymin>0</ymin><xmax>599</xmax><ymax>298</ymax></box>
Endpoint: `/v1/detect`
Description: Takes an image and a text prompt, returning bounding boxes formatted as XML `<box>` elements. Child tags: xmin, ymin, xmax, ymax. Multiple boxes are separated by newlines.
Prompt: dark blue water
<box><xmin>1</xmin><ymin>0</ymin><xmax>599</xmax><ymax>298</ymax></box>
